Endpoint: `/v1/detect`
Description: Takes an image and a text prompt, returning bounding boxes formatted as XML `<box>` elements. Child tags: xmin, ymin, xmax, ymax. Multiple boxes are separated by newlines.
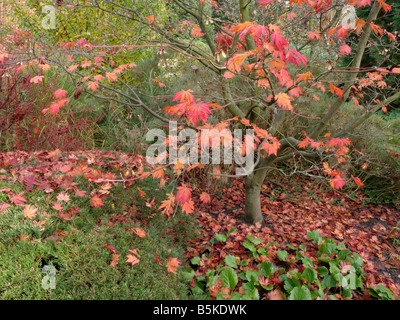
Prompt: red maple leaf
<box><xmin>104</xmin><ymin>244</ymin><xmax>117</xmax><ymax>254</ymax></box>
<box><xmin>176</xmin><ymin>184</ymin><xmax>192</xmax><ymax>204</ymax></box>
<box><xmin>258</xmin><ymin>0</ymin><xmax>275</xmax><ymax>6</ymax></box>
<box><xmin>330</xmin><ymin>171</ymin><xmax>346</xmax><ymax>189</ymax></box>
<box><xmin>53</xmin><ymin>89</ymin><xmax>68</xmax><ymax>99</ymax></box>
<box><xmin>155</xmin><ymin>254</ymin><xmax>163</xmax><ymax>267</ymax></box>
<box><xmin>172</xmin><ymin>89</ymin><xmax>194</xmax><ymax>104</ymax></box>
<box><xmin>9</xmin><ymin>192</ymin><xmax>27</xmax><ymax>205</ymax></box>
<box><xmin>187</xmin><ymin>101</ymin><xmax>211</xmax><ymax>127</ymax></box>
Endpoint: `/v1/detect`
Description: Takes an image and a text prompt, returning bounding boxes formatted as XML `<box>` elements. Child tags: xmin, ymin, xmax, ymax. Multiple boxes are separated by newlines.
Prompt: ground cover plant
<box><xmin>0</xmin><ymin>150</ymin><xmax>198</xmax><ymax>299</ymax></box>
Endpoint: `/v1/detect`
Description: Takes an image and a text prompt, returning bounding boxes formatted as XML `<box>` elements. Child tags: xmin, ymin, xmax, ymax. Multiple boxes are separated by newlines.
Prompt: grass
<box><xmin>0</xmin><ymin>175</ymin><xmax>200</xmax><ymax>299</ymax></box>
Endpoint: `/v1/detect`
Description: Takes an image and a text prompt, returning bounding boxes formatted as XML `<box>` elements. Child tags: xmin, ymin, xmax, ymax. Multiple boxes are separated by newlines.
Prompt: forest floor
<box><xmin>0</xmin><ymin>149</ymin><xmax>399</xmax><ymax>299</ymax></box>
<box><xmin>186</xmin><ymin>177</ymin><xmax>400</xmax><ymax>299</ymax></box>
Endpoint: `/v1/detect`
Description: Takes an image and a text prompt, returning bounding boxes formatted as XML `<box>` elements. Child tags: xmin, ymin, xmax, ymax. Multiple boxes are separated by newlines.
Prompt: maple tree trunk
<box><xmin>244</xmin><ymin>168</ymin><xmax>268</xmax><ymax>225</ymax></box>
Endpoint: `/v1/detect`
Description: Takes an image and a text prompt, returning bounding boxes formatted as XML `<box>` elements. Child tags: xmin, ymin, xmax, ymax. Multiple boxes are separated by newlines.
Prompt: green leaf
<box><xmin>307</xmin><ymin>230</ymin><xmax>322</xmax><ymax>244</ymax></box>
<box><xmin>259</xmin><ymin>262</ymin><xmax>275</xmax><ymax>277</ymax></box>
<box><xmin>219</xmin><ymin>268</ymin><xmax>238</xmax><ymax>290</ymax></box>
<box><xmin>240</xmin><ymin>259</ymin><xmax>249</xmax><ymax>267</ymax></box>
<box><xmin>257</xmin><ymin>247</ymin><xmax>268</xmax><ymax>256</ymax></box>
<box><xmin>303</xmin><ymin>268</ymin><xmax>317</xmax><ymax>283</ymax></box>
<box><xmin>242</xmin><ymin>282</ymin><xmax>259</xmax><ymax>300</ymax></box>
<box><xmin>247</xmin><ymin>235</ymin><xmax>262</xmax><ymax>245</ymax></box>
<box><xmin>317</xmin><ymin>256</ymin><xmax>331</xmax><ymax>263</ymax></box>
<box><xmin>190</xmin><ymin>257</ymin><xmax>201</xmax><ymax>265</ymax></box>
<box><xmin>215</xmin><ymin>233</ymin><xmax>227</xmax><ymax>242</ymax></box>
<box><xmin>337</xmin><ymin>248</ymin><xmax>351</xmax><ymax>260</ymax></box>
<box><xmin>182</xmin><ymin>269</ymin><xmax>195</xmax><ymax>282</ymax></box>
<box><xmin>352</xmin><ymin>253</ymin><xmax>364</xmax><ymax>267</ymax></box>
<box><xmin>261</xmin><ymin>284</ymin><xmax>274</xmax><ymax>291</ymax></box>
<box><xmin>245</xmin><ymin>270</ymin><xmax>260</xmax><ymax>283</ymax></box>
<box><xmin>321</xmin><ymin>275</ymin><xmax>337</xmax><ymax>288</ymax></box>
<box><xmin>288</xmin><ymin>286</ymin><xmax>312</xmax><ymax>300</ymax></box>
<box><xmin>277</xmin><ymin>250</ymin><xmax>288</xmax><ymax>261</ymax></box>
<box><xmin>301</xmin><ymin>256</ymin><xmax>315</xmax><ymax>268</ymax></box>
<box><xmin>284</xmin><ymin>277</ymin><xmax>301</xmax><ymax>293</ymax></box>
<box><xmin>265</xmin><ymin>242</ymin><xmax>278</xmax><ymax>248</ymax></box>
<box><xmin>243</xmin><ymin>240</ymin><xmax>256</xmax><ymax>253</ymax></box>
<box><xmin>228</xmin><ymin>292</ymin><xmax>244</xmax><ymax>300</ymax></box>
<box><xmin>329</xmin><ymin>262</ymin><xmax>340</xmax><ymax>275</ymax></box>
<box><xmin>224</xmin><ymin>255</ymin><xmax>238</xmax><ymax>269</ymax></box>
<box><xmin>317</xmin><ymin>266</ymin><xmax>329</xmax><ymax>277</ymax></box>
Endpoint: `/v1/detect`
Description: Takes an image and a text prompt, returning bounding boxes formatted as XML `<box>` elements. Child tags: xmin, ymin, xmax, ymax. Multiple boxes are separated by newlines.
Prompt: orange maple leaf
<box><xmin>166</xmin><ymin>257</ymin><xmax>181</xmax><ymax>274</ymax></box>
<box><xmin>126</xmin><ymin>249</ymin><xmax>140</xmax><ymax>266</ymax></box>
<box><xmin>191</xmin><ymin>25</ymin><xmax>204</xmax><ymax>37</ymax></box>
<box><xmin>110</xmin><ymin>253</ymin><xmax>120</xmax><ymax>267</ymax></box>
<box><xmin>329</xmin><ymin>83</ymin><xmax>344</xmax><ymax>99</ymax></box>
<box><xmin>52</xmin><ymin>202</ymin><xmax>63</xmax><ymax>211</ymax></box>
<box><xmin>90</xmin><ymin>194</ymin><xmax>104</xmax><ymax>208</ymax></box>
<box><xmin>104</xmin><ymin>244</ymin><xmax>117</xmax><ymax>253</ymax></box>
<box><xmin>330</xmin><ymin>171</ymin><xmax>346</xmax><ymax>190</ymax></box>
<box><xmin>87</xmin><ymin>81</ymin><xmax>99</xmax><ymax>92</ymax></box>
<box><xmin>172</xmin><ymin>89</ymin><xmax>194</xmax><ymax>104</ymax></box>
<box><xmin>200</xmin><ymin>192</ymin><xmax>211</xmax><ymax>204</ymax></box>
<box><xmin>226</xmin><ymin>51</ymin><xmax>254</xmax><ymax>73</ymax></box>
<box><xmin>45</xmin><ymin>97</ymin><xmax>69</xmax><ymax>115</ymax></box>
<box><xmin>9</xmin><ymin>192</ymin><xmax>27</xmax><ymax>205</ymax></box>
<box><xmin>132</xmin><ymin>227</ymin><xmax>146</xmax><ymax>238</ymax></box>
<box><xmin>275</xmin><ymin>92</ymin><xmax>293</xmax><ymax>110</ymax></box>
<box><xmin>106</xmin><ymin>72</ymin><xmax>118</xmax><ymax>82</ymax></box>
<box><xmin>67</xmin><ymin>65</ymin><xmax>79</xmax><ymax>72</ymax></box>
<box><xmin>187</xmin><ymin>101</ymin><xmax>211</xmax><ymax>127</ymax></box>
<box><xmin>159</xmin><ymin>193</ymin><xmax>175</xmax><ymax>217</ymax></box>
<box><xmin>307</xmin><ymin>30</ymin><xmax>321</xmax><ymax>40</ymax></box>
<box><xmin>23</xmin><ymin>204</ymin><xmax>38</xmax><ymax>219</ymax></box>
<box><xmin>137</xmin><ymin>187</ymin><xmax>146</xmax><ymax>199</ymax></box>
<box><xmin>296</xmin><ymin>71</ymin><xmax>313</xmax><ymax>82</ymax></box>
<box><xmin>146</xmin><ymin>15</ymin><xmax>155</xmax><ymax>22</ymax></box>
<box><xmin>30</xmin><ymin>76</ymin><xmax>44</xmax><ymax>84</ymax></box>
<box><xmin>53</xmin><ymin>89</ymin><xmax>68</xmax><ymax>99</ymax></box>
<box><xmin>81</xmin><ymin>60</ymin><xmax>92</xmax><ymax>68</ymax></box>
<box><xmin>181</xmin><ymin>198</ymin><xmax>194</xmax><ymax>214</ymax></box>
<box><xmin>351</xmin><ymin>175</ymin><xmax>364</xmax><ymax>187</ymax></box>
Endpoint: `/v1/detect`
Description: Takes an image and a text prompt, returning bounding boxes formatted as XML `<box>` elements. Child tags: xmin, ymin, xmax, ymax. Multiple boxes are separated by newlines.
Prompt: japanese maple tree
<box><xmin>3</xmin><ymin>0</ymin><xmax>400</xmax><ymax>224</ymax></box>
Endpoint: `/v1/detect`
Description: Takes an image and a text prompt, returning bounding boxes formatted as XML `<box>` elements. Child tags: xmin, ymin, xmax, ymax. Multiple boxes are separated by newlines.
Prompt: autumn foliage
<box><xmin>1</xmin><ymin>0</ymin><xmax>399</xmax><ymax>300</ymax></box>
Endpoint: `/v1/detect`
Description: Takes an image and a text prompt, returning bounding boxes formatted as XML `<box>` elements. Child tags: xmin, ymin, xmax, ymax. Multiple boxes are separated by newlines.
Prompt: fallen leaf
<box><xmin>166</xmin><ymin>257</ymin><xmax>181</xmax><ymax>274</ymax></box>
<box><xmin>23</xmin><ymin>205</ymin><xmax>38</xmax><ymax>219</ymax></box>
